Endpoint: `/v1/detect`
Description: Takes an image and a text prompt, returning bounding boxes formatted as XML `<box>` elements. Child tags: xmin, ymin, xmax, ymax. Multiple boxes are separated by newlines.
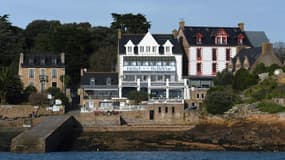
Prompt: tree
<box><xmin>252</xmin><ymin>63</ymin><xmax>266</xmax><ymax>75</ymax></box>
<box><xmin>127</xmin><ymin>90</ymin><xmax>148</xmax><ymax>104</ymax></box>
<box><xmin>111</xmin><ymin>13</ymin><xmax>151</xmax><ymax>33</ymax></box>
<box><xmin>89</xmin><ymin>46</ymin><xmax>117</xmax><ymax>72</ymax></box>
<box><xmin>0</xmin><ymin>67</ymin><xmax>24</xmax><ymax>104</ymax></box>
<box><xmin>232</xmin><ymin>68</ymin><xmax>258</xmax><ymax>91</ymax></box>
<box><xmin>0</xmin><ymin>14</ymin><xmax>25</xmax><ymax>67</ymax></box>
<box><xmin>24</xmin><ymin>85</ymin><xmax>37</xmax><ymax>101</ymax></box>
<box><xmin>204</xmin><ymin>90</ymin><xmax>237</xmax><ymax>115</ymax></box>
<box><xmin>214</xmin><ymin>70</ymin><xmax>233</xmax><ymax>86</ymax></box>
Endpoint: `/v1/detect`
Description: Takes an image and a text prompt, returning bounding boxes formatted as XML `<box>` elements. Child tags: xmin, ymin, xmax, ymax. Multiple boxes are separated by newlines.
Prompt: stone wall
<box><xmin>18</xmin><ymin>67</ymin><xmax>65</xmax><ymax>91</ymax></box>
<box><xmin>75</xmin><ymin>112</ymin><xmax>121</xmax><ymax>127</ymax></box>
<box><xmin>0</xmin><ymin>105</ymin><xmax>64</xmax><ymax>119</ymax></box>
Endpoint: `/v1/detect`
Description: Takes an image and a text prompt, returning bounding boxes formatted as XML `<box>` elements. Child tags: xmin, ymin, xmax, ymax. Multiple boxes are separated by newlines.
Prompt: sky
<box><xmin>1</xmin><ymin>0</ymin><xmax>284</xmax><ymax>42</ymax></box>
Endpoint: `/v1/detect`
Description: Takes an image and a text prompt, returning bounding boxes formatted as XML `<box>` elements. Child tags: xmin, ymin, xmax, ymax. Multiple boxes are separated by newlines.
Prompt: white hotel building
<box><xmin>118</xmin><ymin>32</ymin><xmax>189</xmax><ymax>100</ymax></box>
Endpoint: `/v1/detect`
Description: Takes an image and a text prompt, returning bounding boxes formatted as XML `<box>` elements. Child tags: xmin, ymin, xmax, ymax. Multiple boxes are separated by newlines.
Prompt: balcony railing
<box><xmin>39</xmin><ymin>75</ymin><xmax>48</xmax><ymax>82</ymax></box>
<box><xmin>81</xmin><ymin>85</ymin><xmax>118</xmax><ymax>89</ymax></box>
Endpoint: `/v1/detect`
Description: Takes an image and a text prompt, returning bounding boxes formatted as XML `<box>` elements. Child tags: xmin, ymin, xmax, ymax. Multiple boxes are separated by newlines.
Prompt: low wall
<box><xmin>0</xmin><ymin>105</ymin><xmax>64</xmax><ymax>119</ymax></box>
<box><xmin>75</xmin><ymin>112</ymin><xmax>121</xmax><ymax>127</ymax></box>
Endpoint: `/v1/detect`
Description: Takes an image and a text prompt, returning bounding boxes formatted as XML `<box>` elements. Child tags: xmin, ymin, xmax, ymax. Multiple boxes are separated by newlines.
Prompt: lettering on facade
<box><xmin>123</xmin><ymin>66</ymin><xmax>176</xmax><ymax>72</ymax></box>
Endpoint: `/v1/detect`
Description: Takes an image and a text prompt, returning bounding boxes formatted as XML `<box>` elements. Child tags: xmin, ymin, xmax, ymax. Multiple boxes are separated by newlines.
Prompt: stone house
<box><xmin>18</xmin><ymin>53</ymin><xmax>65</xmax><ymax>93</ymax></box>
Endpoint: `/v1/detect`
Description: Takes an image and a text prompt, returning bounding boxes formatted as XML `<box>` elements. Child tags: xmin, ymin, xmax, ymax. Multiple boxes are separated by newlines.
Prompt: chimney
<box><xmin>172</xmin><ymin>29</ymin><xmax>178</xmax><ymax>37</ymax></box>
<box><xmin>117</xmin><ymin>29</ymin><xmax>122</xmax><ymax>40</ymax></box>
<box><xmin>238</xmin><ymin>22</ymin><xmax>245</xmax><ymax>31</ymax></box>
<box><xmin>261</xmin><ymin>42</ymin><xmax>273</xmax><ymax>55</ymax></box>
<box><xmin>19</xmin><ymin>53</ymin><xmax>24</xmax><ymax>64</ymax></box>
<box><xmin>60</xmin><ymin>52</ymin><xmax>65</xmax><ymax>64</ymax></box>
<box><xmin>179</xmin><ymin>20</ymin><xmax>185</xmax><ymax>30</ymax></box>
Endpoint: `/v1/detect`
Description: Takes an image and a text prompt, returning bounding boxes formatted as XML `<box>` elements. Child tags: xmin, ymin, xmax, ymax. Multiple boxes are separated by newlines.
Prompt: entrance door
<box><xmin>149</xmin><ymin>110</ymin><xmax>154</xmax><ymax>120</ymax></box>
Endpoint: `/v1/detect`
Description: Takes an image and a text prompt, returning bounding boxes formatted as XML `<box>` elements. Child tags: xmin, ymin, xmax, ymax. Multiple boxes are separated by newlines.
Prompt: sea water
<box><xmin>0</xmin><ymin>151</ymin><xmax>285</xmax><ymax>160</ymax></box>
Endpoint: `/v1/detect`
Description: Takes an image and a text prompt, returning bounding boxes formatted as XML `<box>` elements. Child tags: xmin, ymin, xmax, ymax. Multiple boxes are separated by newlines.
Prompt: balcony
<box><xmin>39</xmin><ymin>75</ymin><xmax>48</xmax><ymax>82</ymax></box>
<box><xmin>81</xmin><ymin>85</ymin><xmax>118</xmax><ymax>89</ymax></box>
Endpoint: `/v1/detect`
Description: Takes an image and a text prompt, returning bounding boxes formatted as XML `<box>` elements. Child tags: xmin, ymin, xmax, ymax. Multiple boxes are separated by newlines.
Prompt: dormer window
<box><xmin>237</xmin><ymin>34</ymin><xmax>245</xmax><ymax>45</ymax></box>
<box><xmin>215</xmin><ymin>29</ymin><xmax>229</xmax><ymax>45</ymax></box>
<box><xmin>196</xmin><ymin>33</ymin><xmax>203</xmax><ymax>45</ymax></box>
<box><xmin>90</xmin><ymin>78</ymin><xmax>95</xmax><ymax>86</ymax></box>
<box><xmin>106</xmin><ymin>77</ymin><xmax>111</xmax><ymax>86</ymax></box>
<box><xmin>163</xmin><ymin>40</ymin><xmax>173</xmax><ymax>54</ymax></box>
<box><xmin>125</xmin><ymin>40</ymin><xmax>134</xmax><ymax>54</ymax></box>
<box><xmin>28</xmin><ymin>58</ymin><xmax>33</xmax><ymax>64</ymax></box>
<box><xmin>52</xmin><ymin>58</ymin><xmax>57</xmax><ymax>65</ymax></box>
<box><xmin>40</xmin><ymin>58</ymin><xmax>45</xmax><ymax>65</ymax></box>
<box><xmin>152</xmin><ymin>46</ymin><xmax>156</xmax><ymax>53</ymax></box>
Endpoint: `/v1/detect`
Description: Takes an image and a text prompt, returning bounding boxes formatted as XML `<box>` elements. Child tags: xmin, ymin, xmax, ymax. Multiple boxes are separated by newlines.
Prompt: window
<box><xmin>165</xmin><ymin>46</ymin><xmax>170</xmax><ymax>53</ymax></box>
<box><xmin>140</xmin><ymin>46</ymin><xmax>144</xmax><ymax>53</ymax></box>
<box><xmin>156</xmin><ymin>61</ymin><xmax>162</xmax><ymax>66</ymax></box>
<box><xmin>165</xmin><ymin>107</ymin><xmax>168</xmax><ymax>113</ymax></box>
<box><xmin>52</xmin><ymin>82</ymin><xmax>57</xmax><ymax>87</ymax></box>
<box><xmin>197</xmin><ymin>63</ymin><xmax>201</xmax><ymax>75</ymax></box>
<box><xmin>137</xmin><ymin>61</ymin><xmax>141</xmax><ymax>66</ymax></box>
<box><xmin>124</xmin><ymin>61</ymin><xmax>129</xmax><ymax>66</ymax></box>
<box><xmin>197</xmin><ymin>94</ymin><xmax>200</xmax><ymax>99</ymax></box>
<box><xmin>143</xmin><ymin>61</ymin><xmax>149</xmax><ymax>66</ymax></box>
<box><xmin>152</xmin><ymin>46</ymin><xmax>156</xmax><ymax>53</ymax></box>
<box><xmin>143</xmin><ymin>75</ymin><xmax>148</xmax><ymax>81</ymax></box>
<box><xmin>158</xmin><ymin>107</ymin><xmax>161</xmax><ymax>113</ymax></box>
<box><xmin>40</xmin><ymin>69</ymin><xmax>45</xmax><ymax>75</ymax></box>
<box><xmin>106</xmin><ymin>78</ymin><xmax>111</xmax><ymax>86</ymax></box>
<box><xmin>172</xmin><ymin>107</ymin><xmax>175</xmax><ymax>114</ymax></box>
<box><xmin>40</xmin><ymin>58</ymin><xmax>45</xmax><ymax>65</ymax></box>
<box><xmin>90</xmin><ymin>78</ymin><xmax>95</xmax><ymax>85</ymax></box>
<box><xmin>131</xmin><ymin>61</ymin><xmax>136</xmax><ymax>66</ymax></box>
<box><xmin>146</xmin><ymin>46</ymin><xmax>150</xmax><ymax>52</ymax></box>
<box><xmin>197</xmin><ymin>48</ymin><xmax>202</xmax><ymax>60</ymax></box>
<box><xmin>52</xmin><ymin>69</ymin><xmax>57</xmax><ymax>78</ymax></box>
<box><xmin>238</xmin><ymin>34</ymin><xmax>245</xmax><ymax>45</ymax></box>
<box><xmin>52</xmin><ymin>59</ymin><xmax>57</xmax><ymax>65</ymax></box>
<box><xmin>29</xmin><ymin>81</ymin><xmax>34</xmax><ymax>86</ymax></box>
<box><xmin>201</xmin><ymin>94</ymin><xmax>204</xmax><ymax>99</ymax></box>
<box><xmin>226</xmin><ymin>49</ymin><xmax>231</xmax><ymax>61</ymax></box>
<box><xmin>151</xmin><ymin>75</ymin><xmax>156</xmax><ymax>81</ymax></box>
<box><xmin>157</xmin><ymin>75</ymin><xmax>163</xmax><ymax>81</ymax></box>
<box><xmin>28</xmin><ymin>58</ymin><xmax>33</xmax><ymax>64</ymax></box>
<box><xmin>196</xmin><ymin>33</ymin><xmax>203</xmax><ymax>44</ymax></box>
<box><xmin>212</xmin><ymin>63</ymin><xmax>217</xmax><ymax>74</ymax></box>
<box><xmin>127</xmin><ymin>46</ymin><xmax>132</xmax><ymax>53</ymax></box>
<box><xmin>212</xmin><ymin>48</ymin><xmax>217</xmax><ymax>61</ymax></box>
<box><xmin>29</xmin><ymin>69</ymin><xmax>34</xmax><ymax>78</ymax></box>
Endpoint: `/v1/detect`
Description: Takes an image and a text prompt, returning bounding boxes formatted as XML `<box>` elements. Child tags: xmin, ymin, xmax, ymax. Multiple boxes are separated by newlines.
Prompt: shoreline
<box><xmin>1</xmin><ymin>114</ymin><xmax>285</xmax><ymax>152</ymax></box>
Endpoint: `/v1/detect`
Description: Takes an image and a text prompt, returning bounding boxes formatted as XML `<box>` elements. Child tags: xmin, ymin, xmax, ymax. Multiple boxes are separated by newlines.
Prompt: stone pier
<box><xmin>11</xmin><ymin>115</ymin><xmax>82</xmax><ymax>153</ymax></box>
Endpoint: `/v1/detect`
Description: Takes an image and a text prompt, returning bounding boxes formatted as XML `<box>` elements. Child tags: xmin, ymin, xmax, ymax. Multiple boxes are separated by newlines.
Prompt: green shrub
<box><xmin>257</xmin><ymin>102</ymin><xmax>285</xmax><ymax>113</ymax></box>
<box><xmin>232</xmin><ymin>68</ymin><xmax>258</xmax><ymax>91</ymax></box>
<box><xmin>204</xmin><ymin>90</ymin><xmax>239</xmax><ymax>115</ymax></box>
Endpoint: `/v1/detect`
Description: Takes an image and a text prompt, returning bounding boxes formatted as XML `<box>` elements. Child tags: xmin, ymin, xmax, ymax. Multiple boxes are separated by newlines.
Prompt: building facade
<box><xmin>79</xmin><ymin>71</ymin><xmax>120</xmax><ymax>111</ymax></box>
<box><xmin>177</xmin><ymin>21</ymin><xmax>253</xmax><ymax>88</ymax></box>
<box><xmin>118</xmin><ymin>32</ymin><xmax>189</xmax><ymax>100</ymax></box>
<box><xmin>18</xmin><ymin>53</ymin><xmax>65</xmax><ymax>92</ymax></box>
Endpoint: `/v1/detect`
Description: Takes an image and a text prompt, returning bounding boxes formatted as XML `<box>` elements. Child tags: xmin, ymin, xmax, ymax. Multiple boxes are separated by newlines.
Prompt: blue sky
<box><xmin>1</xmin><ymin>0</ymin><xmax>284</xmax><ymax>42</ymax></box>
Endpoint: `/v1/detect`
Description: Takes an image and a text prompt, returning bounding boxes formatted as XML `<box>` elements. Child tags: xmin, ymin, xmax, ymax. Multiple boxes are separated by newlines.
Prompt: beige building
<box><xmin>230</xmin><ymin>43</ymin><xmax>283</xmax><ymax>72</ymax></box>
<box><xmin>18</xmin><ymin>53</ymin><xmax>65</xmax><ymax>92</ymax></box>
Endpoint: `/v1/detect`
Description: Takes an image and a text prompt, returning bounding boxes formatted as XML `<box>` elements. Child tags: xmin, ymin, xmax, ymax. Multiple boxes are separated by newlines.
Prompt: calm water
<box><xmin>0</xmin><ymin>151</ymin><xmax>285</xmax><ymax>160</ymax></box>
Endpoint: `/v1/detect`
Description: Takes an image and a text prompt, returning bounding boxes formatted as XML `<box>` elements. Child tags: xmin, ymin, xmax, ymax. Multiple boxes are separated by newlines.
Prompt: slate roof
<box><xmin>232</xmin><ymin>47</ymin><xmax>262</xmax><ymax>67</ymax></box>
<box><xmin>181</xmin><ymin>26</ymin><xmax>252</xmax><ymax>46</ymax></box>
<box><xmin>22</xmin><ymin>54</ymin><xmax>64</xmax><ymax>68</ymax></box>
<box><xmin>245</xmin><ymin>31</ymin><xmax>269</xmax><ymax>47</ymax></box>
<box><xmin>80</xmin><ymin>72</ymin><xmax>118</xmax><ymax>86</ymax></box>
<box><xmin>119</xmin><ymin>34</ymin><xmax>183</xmax><ymax>54</ymax></box>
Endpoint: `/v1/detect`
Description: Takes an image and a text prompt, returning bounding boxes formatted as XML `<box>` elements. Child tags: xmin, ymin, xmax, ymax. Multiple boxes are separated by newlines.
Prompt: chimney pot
<box><xmin>238</xmin><ymin>22</ymin><xmax>245</xmax><ymax>31</ymax></box>
<box><xmin>179</xmin><ymin>20</ymin><xmax>185</xmax><ymax>30</ymax></box>
<box><xmin>172</xmin><ymin>29</ymin><xmax>178</xmax><ymax>37</ymax></box>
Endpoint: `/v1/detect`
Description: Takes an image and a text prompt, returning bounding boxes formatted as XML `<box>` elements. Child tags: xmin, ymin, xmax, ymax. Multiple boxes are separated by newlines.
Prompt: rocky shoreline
<box><xmin>71</xmin><ymin>115</ymin><xmax>285</xmax><ymax>152</ymax></box>
<box><xmin>1</xmin><ymin>114</ymin><xmax>285</xmax><ymax>152</ymax></box>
